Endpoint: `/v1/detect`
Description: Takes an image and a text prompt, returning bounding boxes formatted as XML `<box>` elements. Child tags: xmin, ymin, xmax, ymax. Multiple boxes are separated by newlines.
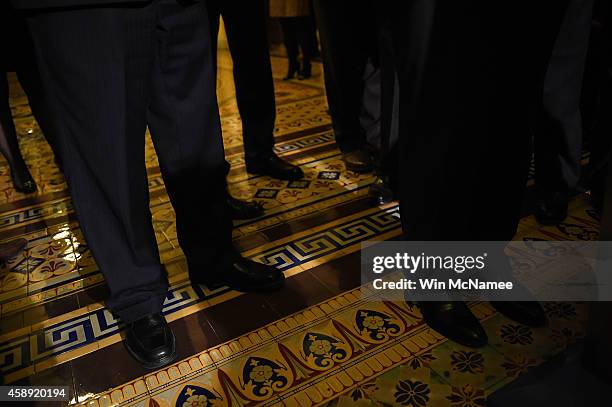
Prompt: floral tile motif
<box><xmin>277</xmin><ymin>318</ymin><xmax>352</xmax><ymax>375</ymax></box>
<box><xmin>143</xmin><ymin>367</ymin><xmax>225</xmax><ymax>407</ymax></box>
<box><xmin>484</xmin><ymin>312</ymin><xmax>568</xmax><ymax>366</ymax></box>
<box><xmin>425</xmin><ymin>341</ymin><xmax>504</xmax><ymax>390</ymax></box>
<box><xmin>172</xmin><ymin>384</ymin><xmax>224</xmax><ymax>407</ymax></box>
<box><xmin>318</xmin><ymin>171</ymin><xmax>341</xmax><ymax>181</ymax></box>
<box><xmin>254</xmin><ymin>189</ymin><xmax>280</xmax><ymax>200</ymax></box>
<box><xmin>217</xmin><ymin>342</ymin><xmax>293</xmax><ymax>404</ymax></box>
<box><xmin>0</xmin><ymin>227</ymin><xmax>85</xmax><ymax>299</ymax></box>
<box><xmin>323</xmin><ymin>364</ymin><xmax>483</xmax><ymax>407</ymax></box>
<box><xmin>69</xmin><ymin>283</ymin><xmax>589</xmax><ymax>407</ymax></box>
<box><xmin>287</xmin><ymin>180</ymin><xmax>311</xmax><ymax>189</ymax></box>
<box><xmin>74</xmin><ymin>289</ymin><xmax>452</xmax><ymax>406</ymax></box>
<box><xmin>320</xmin><ymin>301</ymin><xmax>588</xmax><ymax>407</ymax></box>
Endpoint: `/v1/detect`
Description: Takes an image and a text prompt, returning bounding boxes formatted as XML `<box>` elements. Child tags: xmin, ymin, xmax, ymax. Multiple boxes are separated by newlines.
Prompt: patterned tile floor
<box><xmin>0</xmin><ymin>51</ymin><xmax>600</xmax><ymax>406</ymax></box>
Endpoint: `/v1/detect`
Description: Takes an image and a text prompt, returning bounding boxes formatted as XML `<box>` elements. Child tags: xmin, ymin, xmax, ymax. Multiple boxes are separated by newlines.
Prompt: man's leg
<box><xmin>294</xmin><ymin>16</ymin><xmax>313</xmax><ymax>78</ymax></box>
<box><xmin>146</xmin><ymin>0</ymin><xmax>285</xmax><ymax>292</ymax></box>
<box><xmin>279</xmin><ymin>18</ymin><xmax>301</xmax><ymax>79</ymax></box>
<box><xmin>312</xmin><ymin>0</ymin><xmax>376</xmax><ymax>173</ymax></box>
<box><xmin>221</xmin><ymin>0</ymin><xmax>303</xmax><ymax>181</ymax></box>
<box><xmin>27</xmin><ymin>5</ymin><xmax>166</xmax><ymax>322</ymax></box>
<box><xmin>221</xmin><ymin>0</ymin><xmax>275</xmax><ymax>160</ymax></box>
<box><xmin>534</xmin><ymin>0</ymin><xmax>595</xmax><ymax>225</ymax></box>
<box><xmin>588</xmin><ymin>1</ymin><xmax>612</xmax><ymax>212</ymax></box>
<box><xmin>27</xmin><ymin>2</ymin><xmax>176</xmax><ymax>369</ymax></box>
<box><xmin>147</xmin><ymin>0</ymin><xmax>230</xmax><ymax>279</ymax></box>
<box><xmin>369</xmin><ymin>15</ymin><xmax>400</xmax><ymax>206</ymax></box>
<box><xmin>199</xmin><ymin>0</ymin><xmax>264</xmax><ymax>221</ymax></box>
<box><xmin>391</xmin><ymin>0</ymin><xmax>569</xmax><ymax>346</ymax></box>
<box><xmin>393</xmin><ymin>0</ymin><xmax>569</xmax><ymax>240</ymax></box>
<box><xmin>388</xmin><ymin>0</ymin><xmax>491</xmax><ymax>347</ymax></box>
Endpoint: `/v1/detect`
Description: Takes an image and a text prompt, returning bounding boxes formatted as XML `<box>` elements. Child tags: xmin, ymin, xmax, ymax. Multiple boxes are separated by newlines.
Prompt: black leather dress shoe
<box><xmin>246</xmin><ymin>153</ymin><xmax>304</xmax><ymax>181</ymax></box>
<box><xmin>228</xmin><ymin>194</ymin><xmax>264</xmax><ymax>220</ymax></box>
<box><xmin>342</xmin><ymin>149</ymin><xmax>373</xmax><ymax>173</ymax></box>
<box><xmin>124</xmin><ymin>313</ymin><xmax>176</xmax><ymax>370</ymax></box>
<box><xmin>298</xmin><ymin>61</ymin><xmax>312</xmax><ymax>79</ymax></box>
<box><xmin>369</xmin><ymin>176</ymin><xmax>395</xmax><ymax>206</ymax></box>
<box><xmin>490</xmin><ymin>301</ymin><xmax>547</xmax><ymax>327</ymax></box>
<box><xmin>419</xmin><ymin>302</ymin><xmax>488</xmax><ymax>348</ymax></box>
<box><xmin>11</xmin><ymin>167</ymin><xmax>37</xmax><ymax>194</ymax></box>
<box><xmin>534</xmin><ymin>196</ymin><xmax>568</xmax><ymax>226</ymax></box>
<box><xmin>194</xmin><ymin>256</ymin><xmax>285</xmax><ymax>292</ymax></box>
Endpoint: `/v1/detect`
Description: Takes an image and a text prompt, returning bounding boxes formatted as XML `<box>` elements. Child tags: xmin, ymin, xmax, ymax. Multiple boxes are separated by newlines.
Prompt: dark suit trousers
<box><xmin>27</xmin><ymin>0</ymin><xmax>232</xmax><ymax>323</ymax></box>
<box><xmin>206</xmin><ymin>0</ymin><xmax>276</xmax><ymax>162</ymax></box>
<box><xmin>313</xmin><ymin>0</ymin><xmax>378</xmax><ymax>153</ymax></box>
<box><xmin>587</xmin><ymin>0</ymin><xmax>612</xmax><ymax>208</ymax></box>
<box><xmin>535</xmin><ymin>0</ymin><xmax>594</xmax><ymax>199</ymax></box>
<box><xmin>391</xmin><ymin>0</ymin><xmax>569</xmax><ymax>240</ymax></box>
<box><xmin>278</xmin><ymin>17</ymin><xmax>316</xmax><ymax>66</ymax></box>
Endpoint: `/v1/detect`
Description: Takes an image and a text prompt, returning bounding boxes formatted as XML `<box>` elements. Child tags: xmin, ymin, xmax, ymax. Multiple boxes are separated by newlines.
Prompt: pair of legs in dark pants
<box><xmin>534</xmin><ymin>0</ymin><xmax>594</xmax><ymax>214</ymax></box>
<box><xmin>387</xmin><ymin>0</ymin><xmax>569</xmax><ymax>345</ymax></box>
<box><xmin>391</xmin><ymin>0</ymin><xmax>568</xmax><ymax>240</ymax></box>
<box><xmin>586</xmin><ymin>0</ymin><xmax>612</xmax><ymax>211</ymax></box>
<box><xmin>312</xmin><ymin>0</ymin><xmax>378</xmax><ymax>153</ymax></box>
<box><xmin>27</xmin><ymin>0</ymin><xmax>232</xmax><ymax>323</ymax></box>
<box><xmin>205</xmin><ymin>0</ymin><xmax>276</xmax><ymax>163</ymax></box>
<box><xmin>278</xmin><ymin>17</ymin><xmax>316</xmax><ymax>79</ymax></box>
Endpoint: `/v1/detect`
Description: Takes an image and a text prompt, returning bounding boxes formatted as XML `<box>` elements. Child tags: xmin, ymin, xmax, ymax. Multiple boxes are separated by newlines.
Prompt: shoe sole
<box><xmin>124</xmin><ymin>337</ymin><xmax>177</xmax><ymax>370</ymax></box>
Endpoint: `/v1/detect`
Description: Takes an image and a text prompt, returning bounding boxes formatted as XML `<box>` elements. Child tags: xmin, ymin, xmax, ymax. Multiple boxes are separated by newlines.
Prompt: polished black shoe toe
<box><xmin>246</xmin><ymin>153</ymin><xmax>304</xmax><ymax>181</ymax></box>
<box><xmin>369</xmin><ymin>177</ymin><xmax>395</xmax><ymax>206</ymax></box>
<box><xmin>11</xmin><ymin>169</ymin><xmax>37</xmax><ymax>194</ymax></box>
<box><xmin>228</xmin><ymin>194</ymin><xmax>264</xmax><ymax>220</ymax></box>
<box><xmin>284</xmin><ymin>61</ymin><xmax>300</xmax><ymax>80</ymax></box>
<box><xmin>420</xmin><ymin>302</ymin><xmax>488</xmax><ymax>348</ymax></box>
<box><xmin>124</xmin><ymin>313</ymin><xmax>177</xmax><ymax>370</ymax></box>
<box><xmin>490</xmin><ymin>301</ymin><xmax>547</xmax><ymax>327</ymax></box>
<box><xmin>195</xmin><ymin>257</ymin><xmax>285</xmax><ymax>293</ymax></box>
<box><xmin>298</xmin><ymin>62</ymin><xmax>312</xmax><ymax>79</ymax></box>
<box><xmin>534</xmin><ymin>196</ymin><xmax>568</xmax><ymax>226</ymax></box>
